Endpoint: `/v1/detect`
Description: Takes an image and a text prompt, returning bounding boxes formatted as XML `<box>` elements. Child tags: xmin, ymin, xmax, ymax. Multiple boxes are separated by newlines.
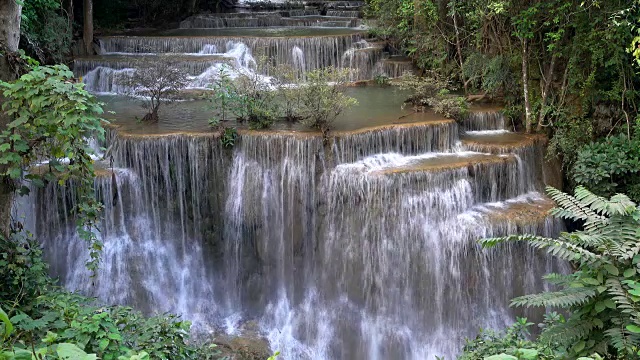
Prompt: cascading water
<box><xmin>29</xmin><ymin>10</ymin><xmax>568</xmax><ymax>360</ymax></box>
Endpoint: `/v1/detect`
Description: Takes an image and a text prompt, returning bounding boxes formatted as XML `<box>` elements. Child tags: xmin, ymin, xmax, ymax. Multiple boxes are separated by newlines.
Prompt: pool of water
<box><xmin>101</xmin><ymin>87</ymin><xmax>501</xmax><ymax>135</ymax></box>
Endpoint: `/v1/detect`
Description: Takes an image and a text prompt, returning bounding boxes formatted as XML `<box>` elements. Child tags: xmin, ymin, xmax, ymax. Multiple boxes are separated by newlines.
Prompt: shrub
<box><xmin>398</xmin><ymin>73</ymin><xmax>469</xmax><ymax>121</ymax></box>
<box><xmin>271</xmin><ymin>64</ymin><xmax>304</xmax><ymax>122</ymax></box>
<box><xmin>573</xmin><ymin>135</ymin><xmax>640</xmax><ymax>202</ymax></box>
<box><xmin>459</xmin><ymin>317</ymin><xmax>558</xmax><ymax>360</ymax></box>
<box><xmin>20</xmin><ymin>0</ymin><xmax>72</xmax><ymax>64</ymax></box>
<box><xmin>299</xmin><ymin>67</ymin><xmax>357</xmax><ymax>137</ymax></box>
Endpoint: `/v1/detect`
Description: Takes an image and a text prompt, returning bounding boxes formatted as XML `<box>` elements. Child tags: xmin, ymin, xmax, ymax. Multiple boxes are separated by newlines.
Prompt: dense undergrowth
<box><xmin>364</xmin><ymin>0</ymin><xmax>640</xmax><ymax>198</ymax></box>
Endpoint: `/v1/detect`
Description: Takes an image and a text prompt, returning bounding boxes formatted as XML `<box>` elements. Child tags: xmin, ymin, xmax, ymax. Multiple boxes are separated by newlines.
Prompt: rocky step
<box><xmin>468</xmin><ymin>193</ymin><xmax>556</xmax><ymax>227</ymax></box>
<box><xmin>369</xmin><ymin>153</ymin><xmax>515</xmax><ymax>176</ymax></box>
<box><xmin>74</xmin><ymin>54</ymin><xmax>235</xmax><ymax>76</ymax></box>
<box><xmin>461</xmin><ymin>131</ymin><xmax>544</xmax><ymax>153</ymax></box>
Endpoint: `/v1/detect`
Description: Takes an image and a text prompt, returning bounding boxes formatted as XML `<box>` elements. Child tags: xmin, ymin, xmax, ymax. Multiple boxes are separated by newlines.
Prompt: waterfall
<box><xmin>326</xmin><ymin>10</ymin><xmax>361</xmax><ymax>18</ymax></box>
<box><xmin>98</xmin><ymin>34</ymin><xmax>362</xmax><ymax>74</ymax></box>
<box><xmin>50</xmin><ymin>12</ymin><xmax>568</xmax><ymax>359</ymax></box>
<box><xmin>28</xmin><ymin>109</ymin><xmax>565</xmax><ymax>359</ymax></box>
<box><xmin>341</xmin><ymin>40</ymin><xmax>384</xmax><ymax>81</ymax></box>
<box><xmin>291</xmin><ymin>46</ymin><xmax>305</xmax><ymax>75</ymax></box>
<box><xmin>373</xmin><ymin>58</ymin><xmax>415</xmax><ymax>79</ymax></box>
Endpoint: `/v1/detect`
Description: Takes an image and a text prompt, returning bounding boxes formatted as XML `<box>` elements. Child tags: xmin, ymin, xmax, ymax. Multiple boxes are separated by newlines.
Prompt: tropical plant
<box><xmin>20</xmin><ymin>0</ymin><xmax>73</xmax><ymax>64</ymax></box>
<box><xmin>0</xmin><ymin>230</ymin><xmax>223</xmax><ymax>360</ymax></box>
<box><xmin>271</xmin><ymin>64</ymin><xmax>304</xmax><ymax>122</ymax></box>
<box><xmin>480</xmin><ymin>186</ymin><xmax>640</xmax><ymax>358</ymax></box>
<box><xmin>0</xmin><ymin>64</ymin><xmax>105</xmax><ymax>271</ymax></box>
<box><xmin>220</xmin><ymin>127</ymin><xmax>238</xmax><ymax>148</ymax></box>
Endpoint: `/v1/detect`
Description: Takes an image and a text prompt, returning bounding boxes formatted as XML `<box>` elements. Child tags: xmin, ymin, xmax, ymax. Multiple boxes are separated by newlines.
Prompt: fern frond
<box><xmin>573</xmin><ymin>186</ymin><xmax>627</xmax><ymax>216</ymax></box>
<box><xmin>606</xmin><ymin>279</ymin><xmax>640</xmax><ymax>320</ymax></box>
<box><xmin>606</xmin><ymin>193</ymin><xmax>637</xmax><ymax>216</ymax></box>
<box><xmin>547</xmin><ymin>186</ymin><xmax>603</xmax><ymax>222</ymax></box>
<box><xmin>539</xmin><ymin>318</ymin><xmax>597</xmax><ymax>345</ymax></box>
<box><xmin>511</xmin><ymin>287</ymin><xmax>596</xmax><ymax>308</ymax></box>
<box><xmin>530</xmin><ymin>237</ymin><xmax>602</xmax><ymax>264</ymax></box>
<box><xmin>604</xmin><ymin>323</ymin><xmax>640</xmax><ymax>355</ymax></box>
<box><xmin>543</xmin><ymin>272</ymin><xmax>577</xmax><ymax>286</ymax></box>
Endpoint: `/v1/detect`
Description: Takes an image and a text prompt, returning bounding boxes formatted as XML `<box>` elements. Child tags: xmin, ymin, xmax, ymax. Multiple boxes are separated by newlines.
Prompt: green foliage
<box><xmin>299</xmin><ymin>67</ymin><xmax>357</xmax><ymax>137</ymax></box>
<box><xmin>397</xmin><ymin>74</ymin><xmax>469</xmax><ymax>121</ymax></box>
<box><xmin>460</xmin><ymin>317</ymin><xmax>557</xmax><ymax>360</ymax></box>
<box><xmin>206</xmin><ymin>65</ymin><xmax>278</xmax><ymax>130</ymax></box>
<box><xmin>271</xmin><ymin>64</ymin><xmax>304</xmax><ymax>122</ymax></box>
<box><xmin>374</xmin><ymin>74</ymin><xmax>391</xmax><ymax>87</ymax></box>
<box><xmin>20</xmin><ymin>0</ymin><xmax>72</xmax><ymax>63</ymax></box>
<box><xmin>480</xmin><ymin>186</ymin><xmax>640</xmax><ymax>358</ymax></box>
<box><xmin>220</xmin><ymin>127</ymin><xmax>238</xmax><ymax>148</ymax></box>
<box><xmin>208</xmin><ymin>68</ymin><xmax>246</xmax><ymax>124</ymax></box>
<box><xmin>573</xmin><ymin>135</ymin><xmax>640</xmax><ymax>202</ymax></box>
<box><xmin>0</xmin><ymin>64</ymin><xmax>105</xmax><ymax>272</ymax></box>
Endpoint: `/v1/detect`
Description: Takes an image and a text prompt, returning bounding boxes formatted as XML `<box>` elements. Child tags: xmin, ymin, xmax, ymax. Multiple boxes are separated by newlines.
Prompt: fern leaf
<box><xmin>511</xmin><ymin>287</ymin><xmax>596</xmax><ymax>308</ymax></box>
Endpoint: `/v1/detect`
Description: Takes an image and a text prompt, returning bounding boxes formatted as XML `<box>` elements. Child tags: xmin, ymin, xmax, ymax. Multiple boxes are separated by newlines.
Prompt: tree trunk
<box><xmin>451</xmin><ymin>4</ymin><xmax>466</xmax><ymax>94</ymax></box>
<box><xmin>67</xmin><ymin>0</ymin><xmax>75</xmax><ymax>31</ymax></box>
<box><xmin>0</xmin><ymin>0</ymin><xmax>23</xmax><ymax>235</ymax></box>
<box><xmin>536</xmin><ymin>54</ymin><xmax>557</xmax><ymax>132</ymax></box>
<box><xmin>83</xmin><ymin>0</ymin><xmax>94</xmax><ymax>55</ymax></box>
<box><xmin>521</xmin><ymin>38</ymin><xmax>532</xmax><ymax>133</ymax></box>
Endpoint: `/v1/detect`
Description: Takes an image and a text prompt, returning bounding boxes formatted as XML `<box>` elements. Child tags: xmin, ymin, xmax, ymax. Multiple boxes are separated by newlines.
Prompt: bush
<box><xmin>459</xmin><ymin>317</ymin><xmax>558</xmax><ymax>360</ymax></box>
<box><xmin>397</xmin><ymin>73</ymin><xmax>469</xmax><ymax>121</ymax></box>
<box><xmin>20</xmin><ymin>0</ymin><xmax>72</xmax><ymax>64</ymax></box>
<box><xmin>573</xmin><ymin>135</ymin><xmax>640</xmax><ymax>202</ymax></box>
<box><xmin>299</xmin><ymin>67</ymin><xmax>357</xmax><ymax>137</ymax></box>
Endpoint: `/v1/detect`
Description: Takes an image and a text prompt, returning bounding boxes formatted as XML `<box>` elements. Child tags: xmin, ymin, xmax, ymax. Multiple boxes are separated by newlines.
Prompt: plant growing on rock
<box><xmin>117</xmin><ymin>60</ymin><xmax>188</xmax><ymax>123</ymax></box>
<box><xmin>271</xmin><ymin>63</ymin><xmax>304</xmax><ymax>122</ymax></box>
<box><xmin>398</xmin><ymin>73</ymin><xmax>469</xmax><ymax>121</ymax></box>
<box><xmin>299</xmin><ymin>67</ymin><xmax>357</xmax><ymax>137</ymax></box>
<box><xmin>234</xmin><ymin>69</ymin><xmax>279</xmax><ymax>130</ymax></box>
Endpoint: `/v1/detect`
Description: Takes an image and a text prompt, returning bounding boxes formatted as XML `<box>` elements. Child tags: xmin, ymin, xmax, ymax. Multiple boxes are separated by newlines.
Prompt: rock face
<box><xmin>213</xmin><ymin>322</ymin><xmax>272</xmax><ymax>360</ymax></box>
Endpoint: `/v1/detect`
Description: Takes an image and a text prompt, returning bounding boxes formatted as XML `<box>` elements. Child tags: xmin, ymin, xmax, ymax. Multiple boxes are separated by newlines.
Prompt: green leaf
<box><xmin>573</xmin><ymin>340</ymin><xmax>586</xmax><ymax>353</ymax></box>
<box><xmin>0</xmin><ymin>306</ymin><xmax>13</xmax><ymax>338</ymax></box>
<box><xmin>604</xmin><ymin>264</ymin><xmax>619</xmax><ymax>276</ymax></box>
<box><xmin>626</xmin><ymin>324</ymin><xmax>640</xmax><ymax>334</ymax></box>
<box><xmin>624</xmin><ymin>268</ymin><xmax>636</xmax><ymax>278</ymax></box>
<box><xmin>11</xmin><ymin>349</ymin><xmax>32</xmax><ymax>360</ymax></box>
<box><xmin>484</xmin><ymin>355</ymin><xmax>517</xmax><ymax>360</ymax></box>
<box><xmin>514</xmin><ymin>348</ymin><xmax>538</xmax><ymax>359</ymax></box>
<box><xmin>56</xmin><ymin>343</ymin><xmax>97</xmax><ymax>360</ymax></box>
<box><xmin>99</xmin><ymin>338</ymin><xmax>110</xmax><ymax>351</ymax></box>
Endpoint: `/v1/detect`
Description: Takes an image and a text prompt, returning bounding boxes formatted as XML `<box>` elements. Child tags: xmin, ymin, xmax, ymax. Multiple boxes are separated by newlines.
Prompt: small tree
<box><xmin>397</xmin><ymin>73</ymin><xmax>469</xmax><ymax>121</ymax></box>
<box><xmin>118</xmin><ymin>61</ymin><xmax>188</xmax><ymax>123</ymax></box>
<box><xmin>299</xmin><ymin>67</ymin><xmax>357</xmax><ymax>137</ymax></box>
<box><xmin>271</xmin><ymin>63</ymin><xmax>304</xmax><ymax>122</ymax></box>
